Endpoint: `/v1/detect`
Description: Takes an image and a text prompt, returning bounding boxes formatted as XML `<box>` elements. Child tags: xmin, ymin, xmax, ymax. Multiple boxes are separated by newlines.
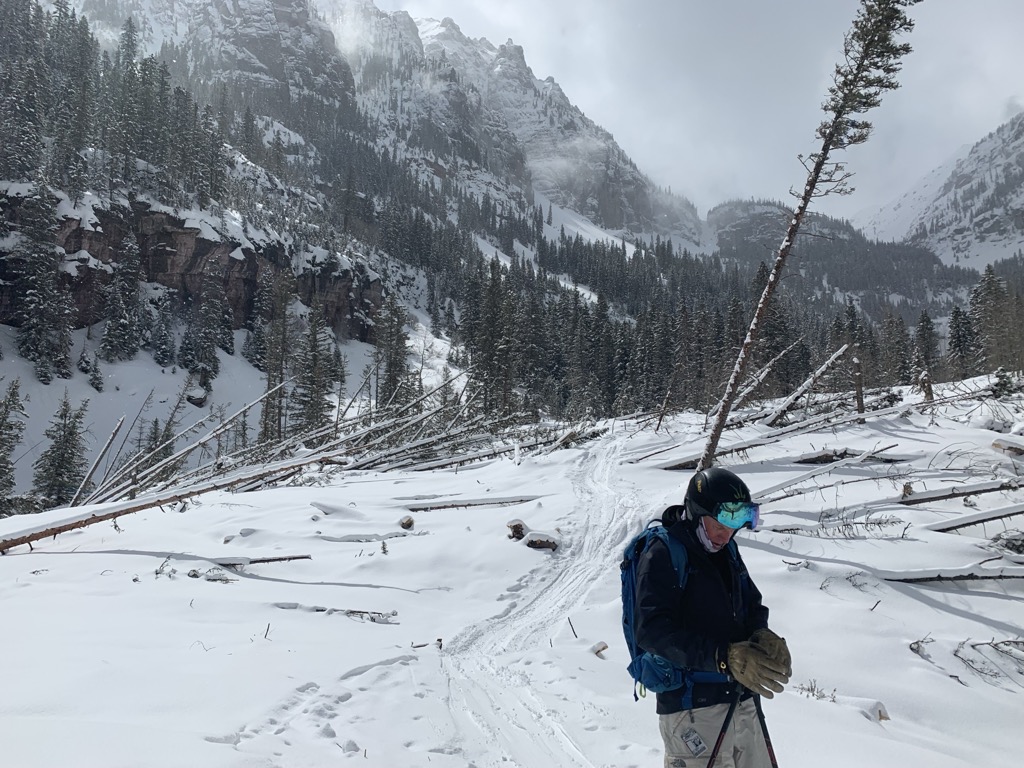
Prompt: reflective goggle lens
<box><xmin>715</xmin><ymin>501</ymin><xmax>759</xmax><ymax>530</ymax></box>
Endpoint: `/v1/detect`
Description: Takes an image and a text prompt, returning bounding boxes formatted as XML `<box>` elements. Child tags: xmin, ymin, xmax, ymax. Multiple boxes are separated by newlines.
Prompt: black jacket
<box><xmin>634</xmin><ymin>518</ymin><xmax>770</xmax><ymax>713</ymax></box>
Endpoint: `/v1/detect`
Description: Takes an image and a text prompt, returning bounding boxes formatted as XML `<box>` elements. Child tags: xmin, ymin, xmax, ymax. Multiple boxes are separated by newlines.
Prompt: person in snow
<box><xmin>634</xmin><ymin>466</ymin><xmax>791</xmax><ymax>768</ymax></box>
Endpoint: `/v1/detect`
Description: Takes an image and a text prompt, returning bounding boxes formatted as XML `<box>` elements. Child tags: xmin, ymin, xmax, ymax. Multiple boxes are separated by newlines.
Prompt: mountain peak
<box><xmin>497</xmin><ymin>39</ymin><xmax>528</xmax><ymax>65</ymax></box>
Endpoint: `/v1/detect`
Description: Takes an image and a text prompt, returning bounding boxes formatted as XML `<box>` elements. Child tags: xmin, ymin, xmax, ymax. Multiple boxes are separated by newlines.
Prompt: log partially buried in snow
<box><xmin>524</xmin><ymin>531</ymin><xmax>559</xmax><ymax>551</ymax></box>
<box><xmin>507</xmin><ymin>519</ymin><xmax>527</xmax><ymax>540</ymax></box>
<box><xmin>310</xmin><ymin>501</ymin><xmax>368</xmax><ymax>520</ymax></box>
<box><xmin>993</xmin><ymin>435</ymin><xmax>1024</xmax><ymax>456</ymax></box>
<box><xmin>834</xmin><ymin>695</ymin><xmax>890</xmax><ymax>722</ymax></box>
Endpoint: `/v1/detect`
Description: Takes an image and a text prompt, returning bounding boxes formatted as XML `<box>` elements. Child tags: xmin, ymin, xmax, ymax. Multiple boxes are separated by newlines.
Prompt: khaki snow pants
<box><xmin>659</xmin><ymin>698</ymin><xmax>772</xmax><ymax>768</ymax></box>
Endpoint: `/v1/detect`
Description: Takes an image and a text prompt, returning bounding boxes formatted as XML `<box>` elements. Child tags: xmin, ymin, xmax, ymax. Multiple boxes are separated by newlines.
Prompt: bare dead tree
<box><xmin>698</xmin><ymin>0</ymin><xmax>922</xmax><ymax>470</ymax></box>
<box><xmin>762</xmin><ymin>344</ymin><xmax>849</xmax><ymax>427</ymax></box>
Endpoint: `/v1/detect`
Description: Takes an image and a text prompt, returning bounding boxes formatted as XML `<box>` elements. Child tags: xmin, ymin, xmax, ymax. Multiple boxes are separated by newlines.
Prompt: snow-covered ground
<box><xmin>2</xmin><ymin>387</ymin><xmax>1024</xmax><ymax>767</ymax></box>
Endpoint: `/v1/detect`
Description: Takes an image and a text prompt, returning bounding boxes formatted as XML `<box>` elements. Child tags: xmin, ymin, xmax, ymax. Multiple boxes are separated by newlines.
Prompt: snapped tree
<box><xmin>698</xmin><ymin>0</ymin><xmax>923</xmax><ymax>471</ymax></box>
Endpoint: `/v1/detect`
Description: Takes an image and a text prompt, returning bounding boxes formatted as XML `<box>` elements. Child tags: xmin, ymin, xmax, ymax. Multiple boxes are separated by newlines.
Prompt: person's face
<box><xmin>702</xmin><ymin>515</ymin><xmax>736</xmax><ymax>548</ymax></box>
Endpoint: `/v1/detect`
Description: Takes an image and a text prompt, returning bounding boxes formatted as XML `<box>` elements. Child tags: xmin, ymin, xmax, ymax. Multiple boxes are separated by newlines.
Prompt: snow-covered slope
<box><xmin>855</xmin><ymin>111</ymin><xmax>1024</xmax><ymax>267</ymax></box>
<box><xmin>2</xmin><ymin>386</ymin><xmax>1023</xmax><ymax>767</ymax></box>
<box><xmin>852</xmin><ymin>146</ymin><xmax>970</xmax><ymax>243</ymax></box>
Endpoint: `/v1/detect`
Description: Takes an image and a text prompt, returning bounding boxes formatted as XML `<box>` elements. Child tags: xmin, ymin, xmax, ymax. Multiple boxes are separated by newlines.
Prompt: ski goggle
<box><xmin>713</xmin><ymin>501</ymin><xmax>760</xmax><ymax>530</ymax></box>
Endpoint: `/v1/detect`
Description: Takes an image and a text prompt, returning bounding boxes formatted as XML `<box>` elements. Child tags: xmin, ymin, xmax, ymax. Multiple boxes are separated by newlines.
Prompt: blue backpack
<box><xmin>620</xmin><ymin>517</ymin><xmax>733</xmax><ymax>701</ymax></box>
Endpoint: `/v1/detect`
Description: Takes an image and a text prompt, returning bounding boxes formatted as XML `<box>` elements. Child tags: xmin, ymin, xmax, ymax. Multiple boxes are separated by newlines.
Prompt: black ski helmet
<box><xmin>683</xmin><ymin>467</ymin><xmax>752</xmax><ymax>521</ymax></box>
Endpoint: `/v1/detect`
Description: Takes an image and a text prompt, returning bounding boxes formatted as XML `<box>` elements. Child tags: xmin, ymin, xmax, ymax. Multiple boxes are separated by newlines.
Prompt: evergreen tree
<box><xmin>258</xmin><ymin>276</ymin><xmax>295</xmax><ymax>445</ymax></box>
<box><xmin>0</xmin><ymin>59</ymin><xmax>44</xmax><ymax>181</ymax></box>
<box><xmin>239</xmin><ymin>105</ymin><xmax>261</xmax><ymax>162</ymax></box>
<box><xmin>241</xmin><ymin>272</ymin><xmax>271</xmax><ymax>370</ymax></box>
<box><xmin>176</xmin><ymin>314</ymin><xmax>197</xmax><ymax>371</ymax></box>
<box><xmin>218</xmin><ymin>298</ymin><xmax>235</xmax><ymax>355</ymax></box>
<box><xmin>374</xmin><ymin>292</ymin><xmax>411</xmax><ymax>409</ymax></box>
<box><xmin>11</xmin><ymin>186</ymin><xmax>74</xmax><ymax>383</ymax></box>
<box><xmin>99</xmin><ymin>229</ymin><xmax>144</xmax><ymax>361</ymax></box>
<box><xmin>698</xmin><ymin>0</ymin><xmax>922</xmax><ymax>470</ymax></box>
<box><xmin>878</xmin><ymin>312</ymin><xmax>914</xmax><ymax>386</ymax></box>
<box><xmin>32</xmin><ymin>391</ymin><xmax>89</xmax><ymax>508</ymax></box>
<box><xmin>149</xmin><ymin>293</ymin><xmax>176</xmax><ymax>367</ymax></box>
<box><xmin>0</xmin><ymin>380</ymin><xmax>27</xmax><ymax>516</ymax></box>
<box><xmin>89</xmin><ymin>353</ymin><xmax>104</xmax><ymax>391</ymax></box>
<box><xmin>76</xmin><ymin>344</ymin><xmax>92</xmax><ymax>374</ymax></box>
<box><xmin>180</xmin><ymin>273</ymin><xmax>223</xmax><ymax>389</ymax></box>
<box><xmin>946</xmin><ymin>305</ymin><xmax>979</xmax><ymax>380</ymax></box>
<box><xmin>287</xmin><ymin>299</ymin><xmax>337</xmax><ymax>442</ymax></box>
<box><xmin>969</xmin><ymin>265</ymin><xmax>1011</xmax><ymax>371</ymax></box>
<box><xmin>111</xmin><ymin>16</ymin><xmax>140</xmax><ymax>187</ymax></box>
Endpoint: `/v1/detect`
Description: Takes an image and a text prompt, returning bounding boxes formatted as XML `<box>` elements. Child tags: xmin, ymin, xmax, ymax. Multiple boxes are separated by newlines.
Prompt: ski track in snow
<box><xmin>213</xmin><ymin>438</ymin><xmax>644</xmax><ymax>767</ymax></box>
<box><xmin>436</xmin><ymin>440</ymin><xmax>640</xmax><ymax>766</ymax></box>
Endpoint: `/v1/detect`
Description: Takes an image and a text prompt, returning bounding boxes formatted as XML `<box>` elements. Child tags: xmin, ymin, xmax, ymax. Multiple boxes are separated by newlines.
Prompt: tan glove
<box><xmin>751</xmin><ymin>627</ymin><xmax>793</xmax><ymax>678</ymax></box>
<box><xmin>726</xmin><ymin>641</ymin><xmax>790</xmax><ymax>698</ymax></box>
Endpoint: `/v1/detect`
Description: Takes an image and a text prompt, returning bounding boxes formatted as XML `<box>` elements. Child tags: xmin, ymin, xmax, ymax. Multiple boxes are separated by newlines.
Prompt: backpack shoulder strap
<box><xmin>649</xmin><ymin>524</ymin><xmax>690</xmax><ymax>590</ymax></box>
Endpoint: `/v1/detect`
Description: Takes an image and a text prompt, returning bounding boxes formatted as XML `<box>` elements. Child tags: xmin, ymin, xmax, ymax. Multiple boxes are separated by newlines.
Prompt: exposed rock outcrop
<box><xmin>1</xmin><ymin>199</ymin><xmax>382</xmax><ymax>342</ymax></box>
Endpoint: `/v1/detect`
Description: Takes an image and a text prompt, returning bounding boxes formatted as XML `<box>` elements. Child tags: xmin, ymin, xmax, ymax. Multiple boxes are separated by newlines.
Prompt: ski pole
<box><xmin>754</xmin><ymin>694</ymin><xmax>780</xmax><ymax>768</ymax></box>
<box><xmin>706</xmin><ymin>688</ymin><xmax>742</xmax><ymax>768</ymax></box>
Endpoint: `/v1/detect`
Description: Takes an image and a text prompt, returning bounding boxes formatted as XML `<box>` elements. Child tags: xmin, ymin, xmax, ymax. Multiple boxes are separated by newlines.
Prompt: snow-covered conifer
<box><xmin>0</xmin><ymin>381</ymin><xmax>27</xmax><ymax>515</ymax></box>
<box><xmin>12</xmin><ymin>186</ymin><xmax>74</xmax><ymax>383</ymax></box>
<box><xmin>32</xmin><ymin>391</ymin><xmax>90</xmax><ymax>508</ymax></box>
<box><xmin>89</xmin><ymin>354</ymin><xmax>104</xmax><ymax>392</ymax></box>
<box><xmin>149</xmin><ymin>294</ymin><xmax>177</xmax><ymax>368</ymax></box>
<box><xmin>99</xmin><ymin>230</ymin><xmax>144</xmax><ymax>361</ymax></box>
<box><xmin>288</xmin><ymin>299</ymin><xmax>337</xmax><ymax>442</ymax></box>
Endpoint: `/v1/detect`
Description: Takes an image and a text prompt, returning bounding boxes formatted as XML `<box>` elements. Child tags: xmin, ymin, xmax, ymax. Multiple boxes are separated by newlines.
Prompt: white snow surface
<box><xmin>2</xmin><ymin>388</ymin><xmax>1023</xmax><ymax>767</ymax></box>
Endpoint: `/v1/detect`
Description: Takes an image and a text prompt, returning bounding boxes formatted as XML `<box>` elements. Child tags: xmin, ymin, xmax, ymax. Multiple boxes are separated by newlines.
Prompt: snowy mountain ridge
<box><xmin>855</xmin><ymin>110</ymin><xmax>1024</xmax><ymax>267</ymax></box>
<box><xmin>55</xmin><ymin>0</ymin><xmax>1024</xmax><ymax>273</ymax></box>
<box><xmin>322</xmin><ymin>0</ymin><xmax>706</xmax><ymax>246</ymax></box>
<box><xmin>76</xmin><ymin>0</ymin><xmax>355</xmax><ymax>106</ymax></box>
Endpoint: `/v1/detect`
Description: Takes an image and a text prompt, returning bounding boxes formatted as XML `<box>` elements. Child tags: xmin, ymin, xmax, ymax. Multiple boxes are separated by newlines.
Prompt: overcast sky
<box><xmin>375</xmin><ymin>0</ymin><xmax>1024</xmax><ymax>222</ymax></box>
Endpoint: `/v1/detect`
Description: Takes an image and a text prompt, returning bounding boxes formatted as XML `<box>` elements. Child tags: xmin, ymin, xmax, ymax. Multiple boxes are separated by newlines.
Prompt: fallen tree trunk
<box><xmin>647</xmin><ymin>387</ymin><xmax>986</xmax><ymax>470</ymax></box>
<box><xmin>876</xmin><ymin>559</ymin><xmax>1024</xmax><ymax>584</ymax></box>
<box><xmin>719</xmin><ymin>338</ymin><xmax>806</xmax><ymax>418</ymax></box>
<box><xmin>753</xmin><ymin>444</ymin><xmax>897</xmax><ymax>502</ymax></box>
<box><xmin>897</xmin><ymin>479</ymin><xmax>1021</xmax><ymax>507</ymax></box>
<box><xmin>759</xmin><ymin>470</ymin><xmax>913</xmax><ymax>505</ymax></box>
<box><xmin>993</xmin><ymin>435</ymin><xmax>1024</xmax><ymax>456</ymax></box>
<box><xmin>762</xmin><ymin>344</ymin><xmax>849</xmax><ymax>427</ymax></box>
<box><xmin>215</xmin><ymin>555</ymin><xmax>312</xmax><ymax>567</ymax></box>
<box><xmin>0</xmin><ymin>490</ymin><xmax>201</xmax><ymax>554</ymax></box>
<box><xmin>922</xmin><ymin>503</ymin><xmax>1024</xmax><ymax>532</ymax></box>
<box><xmin>884</xmin><ymin>571</ymin><xmax>1024</xmax><ymax>584</ymax></box>
<box><xmin>1</xmin><ymin>416</ymin><xmax>598</xmax><ymax>554</ymax></box>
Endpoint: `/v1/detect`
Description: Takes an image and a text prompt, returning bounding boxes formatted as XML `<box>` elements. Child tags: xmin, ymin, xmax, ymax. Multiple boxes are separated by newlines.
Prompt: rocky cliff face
<box><xmin>1</xmin><ymin>197</ymin><xmax>381</xmax><ymax>342</ymax></box>
<box><xmin>28</xmin><ymin>0</ymin><xmax>373</xmax><ymax>339</ymax></box>
<box><xmin>707</xmin><ymin>199</ymin><xmax>857</xmax><ymax>257</ymax></box>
